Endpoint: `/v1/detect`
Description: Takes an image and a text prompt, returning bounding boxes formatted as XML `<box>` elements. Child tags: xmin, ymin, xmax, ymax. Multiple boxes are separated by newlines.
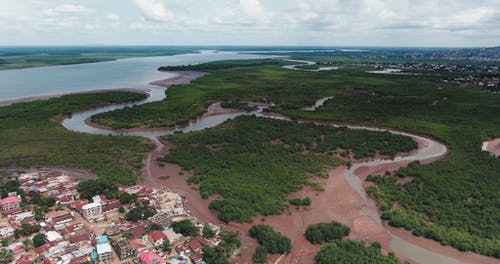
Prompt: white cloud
<box><xmin>0</xmin><ymin>0</ymin><xmax>499</xmax><ymax>46</ymax></box>
<box><xmin>43</xmin><ymin>4</ymin><xmax>94</xmax><ymax>16</ymax></box>
<box><xmin>134</xmin><ymin>0</ymin><xmax>175</xmax><ymax>22</ymax></box>
<box><xmin>105</xmin><ymin>13</ymin><xmax>120</xmax><ymax>21</ymax></box>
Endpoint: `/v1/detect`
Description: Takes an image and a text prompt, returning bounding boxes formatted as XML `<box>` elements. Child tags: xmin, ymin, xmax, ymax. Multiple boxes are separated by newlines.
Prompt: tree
<box><xmin>162</xmin><ymin>239</ymin><xmax>171</xmax><ymax>253</ymax></box>
<box><xmin>249</xmin><ymin>224</ymin><xmax>291</xmax><ymax>254</ymax></box>
<box><xmin>1</xmin><ymin>239</ymin><xmax>7</xmax><ymax>247</ymax></box>
<box><xmin>126</xmin><ymin>207</ymin><xmax>155</xmax><ymax>222</ymax></box>
<box><xmin>77</xmin><ymin>179</ymin><xmax>118</xmax><ymax>200</ymax></box>
<box><xmin>0</xmin><ymin>248</ymin><xmax>14</xmax><ymax>264</ymax></box>
<box><xmin>32</xmin><ymin>233</ymin><xmax>46</xmax><ymax>248</ymax></box>
<box><xmin>118</xmin><ymin>206</ymin><xmax>125</xmax><ymax>214</ymax></box>
<box><xmin>202</xmin><ymin>224</ymin><xmax>216</xmax><ymax>239</ymax></box>
<box><xmin>202</xmin><ymin>246</ymin><xmax>229</xmax><ymax>264</ymax></box>
<box><xmin>172</xmin><ymin>220</ymin><xmax>199</xmax><ymax>237</ymax></box>
<box><xmin>253</xmin><ymin>246</ymin><xmax>268</xmax><ymax>263</ymax></box>
<box><xmin>305</xmin><ymin>221</ymin><xmax>350</xmax><ymax>244</ymax></box>
<box><xmin>33</xmin><ymin>207</ymin><xmax>45</xmax><ymax>221</ymax></box>
<box><xmin>122</xmin><ymin>232</ymin><xmax>133</xmax><ymax>239</ymax></box>
<box><xmin>22</xmin><ymin>239</ymin><xmax>31</xmax><ymax>251</ymax></box>
<box><xmin>301</xmin><ymin>197</ymin><xmax>311</xmax><ymax>206</ymax></box>
<box><xmin>147</xmin><ymin>223</ymin><xmax>163</xmax><ymax>233</ymax></box>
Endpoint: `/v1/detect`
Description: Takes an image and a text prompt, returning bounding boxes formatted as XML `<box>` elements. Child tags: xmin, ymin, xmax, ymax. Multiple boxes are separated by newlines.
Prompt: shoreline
<box><xmin>0</xmin><ymin>88</ymin><xmax>150</xmax><ymax>107</ymax></box>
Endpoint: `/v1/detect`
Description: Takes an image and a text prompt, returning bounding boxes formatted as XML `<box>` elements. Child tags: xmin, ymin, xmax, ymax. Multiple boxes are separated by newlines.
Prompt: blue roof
<box><xmin>91</xmin><ymin>251</ymin><xmax>98</xmax><ymax>259</ymax></box>
<box><xmin>96</xmin><ymin>235</ymin><xmax>108</xmax><ymax>244</ymax></box>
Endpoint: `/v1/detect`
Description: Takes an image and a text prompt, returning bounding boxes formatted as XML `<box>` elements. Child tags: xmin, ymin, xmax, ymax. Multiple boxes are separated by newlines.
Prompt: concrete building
<box><xmin>81</xmin><ymin>202</ymin><xmax>102</xmax><ymax>220</ymax></box>
<box><xmin>112</xmin><ymin>239</ymin><xmax>134</xmax><ymax>260</ymax></box>
<box><xmin>148</xmin><ymin>212</ymin><xmax>171</xmax><ymax>227</ymax></box>
<box><xmin>0</xmin><ymin>196</ymin><xmax>21</xmax><ymax>212</ymax></box>
<box><xmin>96</xmin><ymin>243</ymin><xmax>112</xmax><ymax>263</ymax></box>
<box><xmin>96</xmin><ymin>236</ymin><xmax>112</xmax><ymax>263</ymax></box>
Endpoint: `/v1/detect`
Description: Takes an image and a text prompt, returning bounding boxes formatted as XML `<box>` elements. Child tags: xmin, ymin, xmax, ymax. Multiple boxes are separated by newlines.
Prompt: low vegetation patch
<box><xmin>305</xmin><ymin>221</ymin><xmax>350</xmax><ymax>244</ymax></box>
<box><xmin>315</xmin><ymin>240</ymin><xmax>403</xmax><ymax>264</ymax></box>
<box><xmin>288</xmin><ymin>197</ymin><xmax>311</xmax><ymax>206</ymax></box>
<box><xmin>0</xmin><ymin>92</ymin><xmax>154</xmax><ymax>185</ymax></box>
<box><xmin>249</xmin><ymin>224</ymin><xmax>292</xmax><ymax>256</ymax></box>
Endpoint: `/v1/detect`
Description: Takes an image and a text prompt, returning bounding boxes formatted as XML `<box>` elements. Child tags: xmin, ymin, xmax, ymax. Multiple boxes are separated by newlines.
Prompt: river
<box><xmin>1</xmin><ymin>54</ymin><xmax>496</xmax><ymax>264</ymax></box>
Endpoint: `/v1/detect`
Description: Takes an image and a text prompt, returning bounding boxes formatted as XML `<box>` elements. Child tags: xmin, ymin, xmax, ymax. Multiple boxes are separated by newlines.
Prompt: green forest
<box><xmin>160</xmin><ymin>115</ymin><xmax>416</xmax><ymax>222</ymax></box>
<box><xmin>94</xmin><ymin>57</ymin><xmax>500</xmax><ymax>256</ymax></box>
<box><xmin>0</xmin><ymin>92</ymin><xmax>154</xmax><ymax>185</ymax></box>
<box><xmin>309</xmin><ymin>221</ymin><xmax>402</xmax><ymax>264</ymax></box>
<box><xmin>315</xmin><ymin>240</ymin><xmax>403</xmax><ymax>264</ymax></box>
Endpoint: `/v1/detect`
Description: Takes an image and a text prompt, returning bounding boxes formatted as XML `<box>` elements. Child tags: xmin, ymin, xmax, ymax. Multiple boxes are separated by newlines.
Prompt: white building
<box><xmin>81</xmin><ymin>202</ymin><xmax>103</xmax><ymax>220</ymax></box>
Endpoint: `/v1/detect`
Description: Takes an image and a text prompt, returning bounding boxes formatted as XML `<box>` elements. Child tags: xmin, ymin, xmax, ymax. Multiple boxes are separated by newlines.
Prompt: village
<box><xmin>0</xmin><ymin>171</ymin><xmax>231</xmax><ymax>264</ymax></box>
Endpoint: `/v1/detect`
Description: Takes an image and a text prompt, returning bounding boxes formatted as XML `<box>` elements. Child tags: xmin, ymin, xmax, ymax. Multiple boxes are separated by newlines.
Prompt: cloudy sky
<box><xmin>0</xmin><ymin>0</ymin><xmax>499</xmax><ymax>47</ymax></box>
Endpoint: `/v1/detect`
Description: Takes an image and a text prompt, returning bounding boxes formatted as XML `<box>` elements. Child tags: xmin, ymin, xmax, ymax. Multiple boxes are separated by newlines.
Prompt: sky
<box><xmin>0</xmin><ymin>0</ymin><xmax>499</xmax><ymax>47</ymax></box>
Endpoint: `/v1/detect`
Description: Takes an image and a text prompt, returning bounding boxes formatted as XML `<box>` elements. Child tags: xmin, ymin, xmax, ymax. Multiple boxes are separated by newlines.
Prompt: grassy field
<box><xmin>160</xmin><ymin>115</ymin><xmax>416</xmax><ymax>222</ymax></box>
<box><xmin>0</xmin><ymin>92</ymin><xmax>154</xmax><ymax>185</ymax></box>
<box><xmin>93</xmin><ymin>58</ymin><xmax>500</xmax><ymax>256</ymax></box>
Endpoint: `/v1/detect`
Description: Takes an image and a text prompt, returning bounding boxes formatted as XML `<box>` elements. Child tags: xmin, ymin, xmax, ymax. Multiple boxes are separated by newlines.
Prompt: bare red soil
<box><xmin>485</xmin><ymin>138</ymin><xmax>500</xmax><ymax>157</ymax></box>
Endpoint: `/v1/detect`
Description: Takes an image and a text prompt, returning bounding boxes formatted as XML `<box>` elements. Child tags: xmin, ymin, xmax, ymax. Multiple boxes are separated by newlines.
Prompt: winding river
<box><xmin>56</xmin><ymin>58</ymin><xmax>495</xmax><ymax>264</ymax></box>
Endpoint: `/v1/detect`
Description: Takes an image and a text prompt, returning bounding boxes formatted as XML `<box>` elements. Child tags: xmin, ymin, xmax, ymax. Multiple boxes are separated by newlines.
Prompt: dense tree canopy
<box><xmin>171</xmin><ymin>220</ymin><xmax>199</xmax><ymax>237</ymax></box>
<box><xmin>315</xmin><ymin>240</ymin><xmax>402</xmax><ymax>264</ymax></box>
<box><xmin>249</xmin><ymin>224</ymin><xmax>292</xmax><ymax>255</ymax></box>
<box><xmin>305</xmin><ymin>221</ymin><xmax>351</xmax><ymax>244</ymax></box>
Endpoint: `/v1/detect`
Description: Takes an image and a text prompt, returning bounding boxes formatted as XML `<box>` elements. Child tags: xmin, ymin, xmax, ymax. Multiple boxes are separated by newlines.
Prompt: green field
<box><xmin>93</xmin><ymin>58</ymin><xmax>500</xmax><ymax>256</ymax></box>
<box><xmin>0</xmin><ymin>92</ymin><xmax>154</xmax><ymax>185</ymax></box>
<box><xmin>160</xmin><ymin>115</ymin><xmax>416</xmax><ymax>222</ymax></box>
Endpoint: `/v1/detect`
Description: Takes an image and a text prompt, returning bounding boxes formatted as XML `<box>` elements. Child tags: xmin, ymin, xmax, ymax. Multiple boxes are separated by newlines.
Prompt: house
<box><xmin>167</xmin><ymin>255</ymin><xmax>190</xmax><ymax>264</ymax></box>
<box><xmin>81</xmin><ymin>202</ymin><xmax>103</xmax><ymax>221</ymax></box>
<box><xmin>148</xmin><ymin>230</ymin><xmax>167</xmax><ymax>247</ymax></box>
<box><xmin>102</xmin><ymin>199</ymin><xmax>120</xmax><ymax>212</ymax></box>
<box><xmin>96</xmin><ymin>236</ymin><xmax>112</xmax><ymax>263</ymax></box>
<box><xmin>129</xmin><ymin>238</ymin><xmax>148</xmax><ymax>252</ymax></box>
<box><xmin>175</xmin><ymin>244</ymin><xmax>190</xmax><ymax>255</ymax></box>
<box><xmin>188</xmin><ymin>236</ymin><xmax>209</xmax><ymax>253</ymax></box>
<box><xmin>139</xmin><ymin>251</ymin><xmax>165</xmax><ymax>264</ymax></box>
<box><xmin>190</xmin><ymin>254</ymin><xmax>205</xmax><ymax>264</ymax></box>
<box><xmin>148</xmin><ymin>212</ymin><xmax>171</xmax><ymax>227</ymax></box>
<box><xmin>45</xmin><ymin>231</ymin><xmax>63</xmax><ymax>242</ymax></box>
<box><xmin>104</xmin><ymin>225</ymin><xmax>120</xmax><ymax>236</ymax></box>
<box><xmin>0</xmin><ymin>195</ymin><xmax>21</xmax><ymax>212</ymax></box>
<box><xmin>96</xmin><ymin>243</ymin><xmax>112</xmax><ymax>263</ymax></box>
<box><xmin>112</xmin><ymin>239</ymin><xmax>134</xmax><ymax>260</ymax></box>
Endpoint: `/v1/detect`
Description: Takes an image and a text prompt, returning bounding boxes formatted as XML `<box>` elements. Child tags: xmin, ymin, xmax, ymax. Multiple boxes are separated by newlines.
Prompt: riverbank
<box><xmin>0</xmin><ymin>88</ymin><xmax>149</xmax><ymax>107</ymax></box>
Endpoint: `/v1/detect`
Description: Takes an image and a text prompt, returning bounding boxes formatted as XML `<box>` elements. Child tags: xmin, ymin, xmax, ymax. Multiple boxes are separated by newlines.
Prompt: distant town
<box><xmin>1</xmin><ymin>171</ymin><xmax>231</xmax><ymax>264</ymax></box>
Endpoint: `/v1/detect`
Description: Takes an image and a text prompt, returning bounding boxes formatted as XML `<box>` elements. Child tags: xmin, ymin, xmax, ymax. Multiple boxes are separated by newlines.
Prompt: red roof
<box><xmin>149</xmin><ymin>230</ymin><xmax>167</xmax><ymax>242</ymax></box>
<box><xmin>188</xmin><ymin>236</ymin><xmax>209</xmax><ymax>251</ymax></box>
<box><xmin>69</xmin><ymin>232</ymin><xmax>91</xmax><ymax>244</ymax></box>
<box><xmin>188</xmin><ymin>239</ymin><xmax>202</xmax><ymax>251</ymax></box>
<box><xmin>130</xmin><ymin>239</ymin><xmax>147</xmax><ymax>250</ymax></box>
<box><xmin>190</xmin><ymin>254</ymin><xmax>203</xmax><ymax>262</ymax></box>
<box><xmin>139</xmin><ymin>251</ymin><xmax>164</xmax><ymax>264</ymax></box>
<box><xmin>193</xmin><ymin>236</ymin><xmax>209</xmax><ymax>246</ymax></box>
<box><xmin>175</xmin><ymin>244</ymin><xmax>189</xmax><ymax>254</ymax></box>
<box><xmin>0</xmin><ymin>196</ymin><xmax>21</xmax><ymax>205</ymax></box>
